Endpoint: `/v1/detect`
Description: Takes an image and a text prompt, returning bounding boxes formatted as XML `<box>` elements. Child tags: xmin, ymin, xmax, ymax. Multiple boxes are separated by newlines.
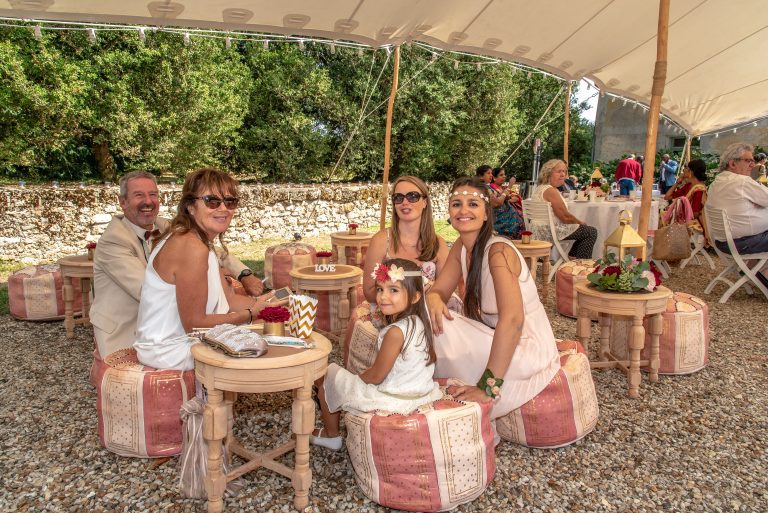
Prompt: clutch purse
<box><xmin>202</xmin><ymin>324</ymin><xmax>268</xmax><ymax>358</ymax></box>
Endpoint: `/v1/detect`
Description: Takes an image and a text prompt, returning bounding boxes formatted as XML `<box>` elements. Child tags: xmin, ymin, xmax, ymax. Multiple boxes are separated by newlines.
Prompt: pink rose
<box><xmin>486</xmin><ymin>377</ymin><xmax>495</xmax><ymax>387</ymax></box>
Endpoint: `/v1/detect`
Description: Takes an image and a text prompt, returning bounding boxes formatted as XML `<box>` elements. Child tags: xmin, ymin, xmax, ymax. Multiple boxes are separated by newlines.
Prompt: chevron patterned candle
<box><xmin>288</xmin><ymin>294</ymin><xmax>318</xmax><ymax>339</ymax></box>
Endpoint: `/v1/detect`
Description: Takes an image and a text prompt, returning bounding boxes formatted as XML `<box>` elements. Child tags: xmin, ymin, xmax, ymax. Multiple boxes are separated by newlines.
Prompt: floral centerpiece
<box><xmin>86</xmin><ymin>242</ymin><xmax>97</xmax><ymax>260</ymax></box>
<box><xmin>348</xmin><ymin>223</ymin><xmax>359</xmax><ymax>235</ymax></box>
<box><xmin>258</xmin><ymin>306</ymin><xmax>290</xmax><ymax>336</ymax></box>
<box><xmin>520</xmin><ymin>230</ymin><xmax>533</xmax><ymax>244</ymax></box>
<box><xmin>587</xmin><ymin>252</ymin><xmax>662</xmax><ymax>292</ymax></box>
<box><xmin>316</xmin><ymin>251</ymin><xmax>333</xmax><ymax>265</ymax></box>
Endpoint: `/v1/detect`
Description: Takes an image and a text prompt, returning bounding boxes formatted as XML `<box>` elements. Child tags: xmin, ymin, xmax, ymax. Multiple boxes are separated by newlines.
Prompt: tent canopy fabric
<box><xmin>3</xmin><ymin>0</ymin><xmax>767</xmax><ymax>136</ymax></box>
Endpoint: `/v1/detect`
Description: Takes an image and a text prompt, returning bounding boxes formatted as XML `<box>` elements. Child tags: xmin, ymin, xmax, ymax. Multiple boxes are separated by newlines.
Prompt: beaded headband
<box><xmin>450</xmin><ymin>190</ymin><xmax>489</xmax><ymax>203</ymax></box>
<box><xmin>371</xmin><ymin>263</ymin><xmax>422</xmax><ymax>283</ymax></box>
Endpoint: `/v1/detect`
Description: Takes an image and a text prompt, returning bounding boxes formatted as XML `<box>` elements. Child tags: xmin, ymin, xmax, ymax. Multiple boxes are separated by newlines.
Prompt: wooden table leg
<box><xmin>292</xmin><ymin>373</ymin><xmax>314</xmax><ymax>510</ymax></box>
<box><xmin>337</xmin><ymin>285</ymin><xmax>351</xmax><ymax>342</ymax></box>
<box><xmin>355</xmin><ymin>245</ymin><xmax>363</xmax><ymax>268</ymax></box>
<box><xmin>598</xmin><ymin>313</ymin><xmax>612</xmax><ymax>361</ymax></box>
<box><xmin>62</xmin><ymin>275</ymin><xmax>75</xmax><ymax>338</ymax></box>
<box><xmin>628</xmin><ymin>316</ymin><xmax>644</xmax><ymax>398</ymax></box>
<box><xmin>576</xmin><ymin>307</ymin><xmax>591</xmax><ymax>354</ymax></box>
<box><xmin>223</xmin><ymin>391</ymin><xmax>237</xmax><ymax>459</ymax></box>
<box><xmin>204</xmin><ymin>390</ymin><xmax>227</xmax><ymax>513</ymax></box>
<box><xmin>541</xmin><ymin>256</ymin><xmax>550</xmax><ymax>296</ymax></box>
<box><xmin>80</xmin><ymin>277</ymin><xmax>91</xmax><ymax>323</ymax></box>
<box><xmin>648</xmin><ymin>313</ymin><xmax>663</xmax><ymax>384</ymax></box>
<box><xmin>527</xmin><ymin>256</ymin><xmax>537</xmax><ymax>282</ymax></box>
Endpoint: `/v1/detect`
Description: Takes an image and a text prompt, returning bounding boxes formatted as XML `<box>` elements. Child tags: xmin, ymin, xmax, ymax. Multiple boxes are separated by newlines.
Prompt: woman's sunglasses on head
<box><xmin>194</xmin><ymin>195</ymin><xmax>240</xmax><ymax>210</ymax></box>
<box><xmin>392</xmin><ymin>191</ymin><xmax>424</xmax><ymax>204</ymax></box>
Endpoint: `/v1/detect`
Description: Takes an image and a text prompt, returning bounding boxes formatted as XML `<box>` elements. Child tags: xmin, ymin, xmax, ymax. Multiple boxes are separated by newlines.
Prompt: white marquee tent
<box><xmin>3</xmin><ymin>0</ymin><xmax>767</xmax><ymax>136</ymax></box>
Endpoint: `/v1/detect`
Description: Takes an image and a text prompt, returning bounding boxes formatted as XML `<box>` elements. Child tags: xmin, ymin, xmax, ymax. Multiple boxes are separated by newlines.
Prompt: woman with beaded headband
<box><xmin>427</xmin><ymin>176</ymin><xmax>560</xmax><ymax>421</ymax></box>
<box><xmin>344</xmin><ymin>176</ymin><xmax>451</xmax><ymax>370</ymax></box>
<box><xmin>310</xmin><ymin>258</ymin><xmax>442</xmax><ymax>450</ymax></box>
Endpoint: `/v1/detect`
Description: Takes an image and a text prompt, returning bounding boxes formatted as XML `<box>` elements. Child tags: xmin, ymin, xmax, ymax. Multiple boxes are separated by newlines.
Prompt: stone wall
<box><xmin>0</xmin><ymin>183</ymin><xmax>451</xmax><ymax>264</ymax></box>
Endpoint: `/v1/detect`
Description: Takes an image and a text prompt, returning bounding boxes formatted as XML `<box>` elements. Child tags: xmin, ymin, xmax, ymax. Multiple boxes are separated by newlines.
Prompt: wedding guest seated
<box><xmin>530</xmin><ymin>159</ymin><xmax>598</xmax><ymax>259</ymax></box>
<box><xmin>488</xmin><ymin>166</ymin><xmax>525</xmax><ymax>238</ymax></box>
<box><xmin>707</xmin><ymin>142</ymin><xmax>768</xmax><ymax>285</ymax></box>
<box><xmin>91</xmin><ymin>171</ymin><xmax>260</xmax><ymax>358</ymax></box>
<box><xmin>133</xmin><ymin>168</ymin><xmax>285</xmax><ymax>371</ymax></box>
<box><xmin>663</xmin><ymin>159</ymin><xmax>709</xmax><ymax>236</ymax></box>
<box><xmin>427</xmin><ymin>176</ymin><xmax>561</xmax><ymax>418</ymax></box>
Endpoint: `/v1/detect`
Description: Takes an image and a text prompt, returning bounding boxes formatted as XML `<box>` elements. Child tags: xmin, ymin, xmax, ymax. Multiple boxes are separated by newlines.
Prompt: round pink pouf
<box><xmin>8</xmin><ymin>264</ymin><xmax>83</xmax><ymax>321</ymax></box>
<box><xmin>555</xmin><ymin>259</ymin><xmax>598</xmax><ymax>319</ymax></box>
<box><xmin>608</xmin><ymin>291</ymin><xmax>709</xmax><ymax>375</ymax></box>
<box><xmin>263</xmin><ymin>242</ymin><xmax>316</xmax><ymax>290</ymax></box>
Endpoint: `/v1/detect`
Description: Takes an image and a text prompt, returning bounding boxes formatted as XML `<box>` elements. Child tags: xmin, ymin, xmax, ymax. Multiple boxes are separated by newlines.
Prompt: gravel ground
<box><xmin>0</xmin><ymin>257</ymin><xmax>766</xmax><ymax>513</ymax></box>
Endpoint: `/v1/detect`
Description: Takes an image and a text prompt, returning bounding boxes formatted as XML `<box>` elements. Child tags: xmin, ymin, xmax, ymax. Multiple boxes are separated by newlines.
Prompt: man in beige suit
<box><xmin>91</xmin><ymin>171</ymin><xmax>262</xmax><ymax>357</ymax></box>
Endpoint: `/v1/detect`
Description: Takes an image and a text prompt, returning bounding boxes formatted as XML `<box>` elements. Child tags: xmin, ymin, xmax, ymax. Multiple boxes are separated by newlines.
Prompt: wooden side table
<box><xmin>289</xmin><ymin>264</ymin><xmax>363</xmax><ymax>343</ymax></box>
<box><xmin>192</xmin><ymin>331</ymin><xmax>332</xmax><ymax>512</ymax></box>
<box><xmin>511</xmin><ymin>239</ymin><xmax>553</xmax><ymax>295</ymax></box>
<box><xmin>57</xmin><ymin>254</ymin><xmax>94</xmax><ymax>338</ymax></box>
<box><xmin>574</xmin><ymin>282</ymin><xmax>672</xmax><ymax>398</ymax></box>
<box><xmin>330</xmin><ymin>231</ymin><xmax>373</xmax><ymax>267</ymax></box>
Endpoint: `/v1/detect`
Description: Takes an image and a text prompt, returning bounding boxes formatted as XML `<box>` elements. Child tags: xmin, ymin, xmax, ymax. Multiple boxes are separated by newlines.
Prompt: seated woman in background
<box><xmin>344</xmin><ymin>176</ymin><xmax>450</xmax><ymax>368</ymax></box>
<box><xmin>663</xmin><ymin>158</ymin><xmax>709</xmax><ymax>237</ymax></box>
<box><xmin>531</xmin><ymin>159</ymin><xmax>598</xmax><ymax>259</ymax></box>
<box><xmin>134</xmin><ymin>168</ymin><xmax>284</xmax><ymax>370</ymax></box>
<box><xmin>477</xmin><ymin>165</ymin><xmax>525</xmax><ymax>239</ymax></box>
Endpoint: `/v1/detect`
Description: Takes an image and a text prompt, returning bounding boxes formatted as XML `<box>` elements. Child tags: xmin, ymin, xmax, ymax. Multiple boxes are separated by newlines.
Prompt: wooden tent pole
<box><xmin>638</xmin><ymin>0</ymin><xmax>670</xmax><ymax>242</ymax></box>
<box><xmin>563</xmin><ymin>81</ymin><xmax>572</xmax><ymax>164</ymax></box>
<box><xmin>685</xmin><ymin>135</ymin><xmax>692</xmax><ymax>164</ymax></box>
<box><xmin>380</xmin><ymin>46</ymin><xmax>401</xmax><ymax>229</ymax></box>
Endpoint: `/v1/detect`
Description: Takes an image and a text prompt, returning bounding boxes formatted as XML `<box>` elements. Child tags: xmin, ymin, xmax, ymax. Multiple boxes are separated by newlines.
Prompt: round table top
<box><xmin>290</xmin><ymin>264</ymin><xmax>363</xmax><ymax>280</ymax></box>
<box><xmin>57</xmin><ymin>254</ymin><xmax>94</xmax><ymax>268</ymax></box>
<box><xmin>191</xmin><ymin>329</ymin><xmax>331</xmax><ymax>370</ymax></box>
<box><xmin>511</xmin><ymin>239</ymin><xmax>552</xmax><ymax>250</ymax></box>
<box><xmin>330</xmin><ymin>231</ymin><xmax>374</xmax><ymax>242</ymax></box>
<box><xmin>574</xmin><ymin>282</ymin><xmax>672</xmax><ymax>302</ymax></box>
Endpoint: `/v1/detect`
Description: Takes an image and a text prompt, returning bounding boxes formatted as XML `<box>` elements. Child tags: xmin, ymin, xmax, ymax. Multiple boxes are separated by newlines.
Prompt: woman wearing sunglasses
<box><xmin>344</xmin><ymin>176</ymin><xmax>451</xmax><ymax>370</ymax></box>
<box><xmin>134</xmin><ymin>168</ymin><xmax>285</xmax><ymax>371</ymax></box>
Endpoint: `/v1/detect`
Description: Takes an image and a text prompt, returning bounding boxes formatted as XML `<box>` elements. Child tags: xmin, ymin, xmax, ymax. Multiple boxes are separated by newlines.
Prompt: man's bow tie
<box><xmin>144</xmin><ymin>229</ymin><xmax>160</xmax><ymax>241</ymax></box>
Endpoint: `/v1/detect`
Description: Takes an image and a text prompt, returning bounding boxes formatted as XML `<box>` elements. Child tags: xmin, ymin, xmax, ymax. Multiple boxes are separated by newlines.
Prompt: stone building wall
<box><xmin>0</xmin><ymin>182</ymin><xmax>451</xmax><ymax>264</ymax></box>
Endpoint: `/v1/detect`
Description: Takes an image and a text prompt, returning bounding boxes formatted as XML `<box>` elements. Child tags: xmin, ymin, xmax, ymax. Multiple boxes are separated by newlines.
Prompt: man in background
<box><xmin>614</xmin><ymin>153</ymin><xmax>642</xmax><ymax>196</ymax></box>
<box><xmin>658</xmin><ymin>153</ymin><xmax>679</xmax><ymax>194</ymax></box>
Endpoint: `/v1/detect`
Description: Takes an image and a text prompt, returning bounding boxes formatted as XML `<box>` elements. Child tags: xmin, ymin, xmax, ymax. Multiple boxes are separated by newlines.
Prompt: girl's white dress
<box><xmin>134</xmin><ymin>237</ymin><xmax>229</xmax><ymax>371</ymax></box>
<box><xmin>324</xmin><ymin>316</ymin><xmax>443</xmax><ymax>415</ymax></box>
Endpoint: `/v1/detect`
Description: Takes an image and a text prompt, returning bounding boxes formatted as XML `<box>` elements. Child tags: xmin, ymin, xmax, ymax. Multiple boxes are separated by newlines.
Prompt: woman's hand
<box><xmin>250</xmin><ymin>291</ymin><xmax>288</xmax><ymax>318</ymax></box>
<box><xmin>446</xmin><ymin>384</ymin><xmax>492</xmax><ymax>404</ymax></box>
<box><xmin>426</xmin><ymin>291</ymin><xmax>452</xmax><ymax>335</ymax></box>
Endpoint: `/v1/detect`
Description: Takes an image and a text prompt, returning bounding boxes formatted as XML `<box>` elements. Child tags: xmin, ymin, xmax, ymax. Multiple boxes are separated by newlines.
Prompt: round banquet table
<box><xmin>565</xmin><ymin>199</ymin><xmax>660</xmax><ymax>259</ymax></box>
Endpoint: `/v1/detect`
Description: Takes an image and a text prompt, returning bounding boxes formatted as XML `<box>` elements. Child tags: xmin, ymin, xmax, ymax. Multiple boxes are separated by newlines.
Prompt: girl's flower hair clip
<box><xmin>450</xmin><ymin>190</ymin><xmax>489</xmax><ymax>203</ymax></box>
<box><xmin>371</xmin><ymin>263</ymin><xmax>422</xmax><ymax>283</ymax></box>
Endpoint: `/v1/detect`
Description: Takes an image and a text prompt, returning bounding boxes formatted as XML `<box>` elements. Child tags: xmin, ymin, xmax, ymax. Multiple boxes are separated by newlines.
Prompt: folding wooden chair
<box><xmin>703</xmin><ymin>205</ymin><xmax>768</xmax><ymax>303</ymax></box>
<box><xmin>522</xmin><ymin>199</ymin><xmax>573</xmax><ymax>282</ymax></box>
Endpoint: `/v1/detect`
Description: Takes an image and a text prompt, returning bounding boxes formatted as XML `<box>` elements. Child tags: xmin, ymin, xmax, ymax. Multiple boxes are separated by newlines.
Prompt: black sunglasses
<box><xmin>193</xmin><ymin>195</ymin><xmax>240</xmax><ymax>210</ymax></box>
<box><xmin>392</xmin><ymin>191</ymin><xmax>425</xmax><ymax>204</ymax></box>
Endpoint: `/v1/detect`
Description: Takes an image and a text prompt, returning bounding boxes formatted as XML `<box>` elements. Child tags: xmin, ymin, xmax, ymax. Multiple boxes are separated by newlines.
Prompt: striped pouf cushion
<box><xmin>608</xmin><ymin>291</ymin><xmax>709</xmax><ymax>375</ymax></box>
<box><xmin>92</xmin><ymin>348</ymin><xmax>195</xmax><ymax>458</ymax></box>
<box><xmin>496</xmin><ymin>340</ymin><xmax>599</xmax><ymax>448</ymax></box>
<box><xmin>345</xmin><ymin>387</ymin><xmax>495</xmax><ymax>512</ymax></box>
<box><xmin>555</xmin><ymin>259</ymin><xmax>597</xmax><ymax>319</ymax></box>
<box><xmin>264</xmin><ymin>242</ymin><xmax>316</xmax><ymax>290</ymax></box>
<box><xmin>9</xmin><ymin>264</ymin><xmax>83</xmax><ymax>321</ymax></box>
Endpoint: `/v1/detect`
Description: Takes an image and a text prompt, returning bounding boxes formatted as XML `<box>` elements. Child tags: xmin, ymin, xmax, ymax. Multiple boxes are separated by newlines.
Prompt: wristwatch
<box><xmin>237</xmin><ymin>269</ymin><xmax>253</xmax><ymax>281</ymax></box>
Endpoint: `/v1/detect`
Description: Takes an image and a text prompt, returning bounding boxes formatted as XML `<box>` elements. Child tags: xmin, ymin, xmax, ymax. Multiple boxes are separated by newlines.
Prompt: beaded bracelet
<box><xmin>477</xmin><ymin>368</ymin><xmax>504</xmax><ymax>400</ymax></box>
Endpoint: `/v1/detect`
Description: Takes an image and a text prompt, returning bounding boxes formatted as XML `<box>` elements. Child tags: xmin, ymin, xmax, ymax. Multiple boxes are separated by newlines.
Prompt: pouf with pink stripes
<box><xmin>264</xmin><ymin>242</ymin><xmax>316</xmax><ymax>289</ymax></box>
<box><xmin>345</xmin><ymin>389</ymin><xmax>495</xmax><ymax>512</ymax></box>
<box><xmin>8</xmin><ymin>264</ymin><xmax>83</xmax><ymax>321</ymax></box>
<box><xmin>92</xmin><ymin>348</ymin><xmax>195</xmax><ymax>458</ymax></box>
<box><xmin>555</xmin><ymin>259</ymin><xmax>598</xmax><ymax>319</ymax></box>
<box><xmin>608</xmin><ymin>291</ymin><xmax>709</xmax><ymax>375</ymax></box>
<box><xmin>495</xmin><ymin>340</ymin><xmax>599</xmax><ymax>449</ymax></box>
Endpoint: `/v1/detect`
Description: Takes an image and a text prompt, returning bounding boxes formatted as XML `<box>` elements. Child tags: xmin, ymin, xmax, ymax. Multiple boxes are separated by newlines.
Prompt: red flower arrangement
<box><xmin>257</xmin><ymin>306</ymin><xmax>290</xmax><ymax>323</ymax></box>
<box><xmin>348</xmin><ymin>223</ymin><xmax>359</xmax><ymax>229</ymax></box>
<box><xmin>86</xmin><ymin>242</ymin><xmax>97</xmax><ymax>249</ymax></box>
<box><xmin>316</xmin><ymin>251</ymin><xmax>333</xmax><ymax>258</ymax></box>
<box><xmin>521</xmin><ymin>231</ymin><xmax>533</xmax><ymax>237</ymax></box>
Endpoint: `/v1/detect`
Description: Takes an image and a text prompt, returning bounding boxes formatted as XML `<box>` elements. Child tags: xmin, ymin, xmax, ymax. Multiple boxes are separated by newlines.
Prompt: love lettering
<box><xmin>314</xmin><ymin>264</ymin><xmax>336</xmax><ymax>272</ymax></box>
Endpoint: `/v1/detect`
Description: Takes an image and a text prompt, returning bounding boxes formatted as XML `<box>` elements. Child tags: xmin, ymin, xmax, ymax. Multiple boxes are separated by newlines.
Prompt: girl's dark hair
<box><xmin>161</xmin><ymin>168</ymin><xmax>239</xmax><ymax>256</ymax></box>
<box><xmin>687</xmin><ymin>159</ymin><xmax>707</xmax><ymax>182</ymax></box>
<box><xmin>492</xmin><ymin>167</ymin><xmax>505</xmax><ymax>178</ymax></box>
<box><xmin>475</xmin><ymin>164</ymin><xmax>492</xmax><ymax>177</ymax></box>
<box><xmin>449</xmin><ymin>176</ymin><xmax>495</xmax><ymax>323</ymax></box>
<box><xmin>378</xmin><ymin>258</ymin><xmax>435</xmax><ymax>365</ymax></box>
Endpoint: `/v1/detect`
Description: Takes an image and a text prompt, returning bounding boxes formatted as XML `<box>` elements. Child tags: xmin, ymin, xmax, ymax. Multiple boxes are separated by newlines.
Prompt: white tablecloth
<box><xmin>566</xmin><ymin>199</ymin><xmax>660</xmax><ymax>259</ymax></box>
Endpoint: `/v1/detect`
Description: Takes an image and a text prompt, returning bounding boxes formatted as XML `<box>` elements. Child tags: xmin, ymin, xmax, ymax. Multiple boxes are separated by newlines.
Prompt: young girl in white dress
<box><xmin>311</xmin><ymin>258</ymin><xmax>443</xmax><ymax>450</ymax></box>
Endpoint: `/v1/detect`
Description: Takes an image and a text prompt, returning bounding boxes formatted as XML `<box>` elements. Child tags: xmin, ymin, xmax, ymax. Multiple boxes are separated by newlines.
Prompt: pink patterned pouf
<box><xmin>555</xmin><ymin>259</ymin><xmax>598</xmax><ymax>319</ymax></box>
<box><xmin>496</xmin><ymin>340</ymin><xmax>599</xmax><ymax>449</ymax></box>
<box><xmin>93</xmin><ymin>348</ymin><xmax>195</xmax><ymax>458</ymax></box>
<box><xmin>8</xmin><ymin>264</ymin><xmax>83</xmax><ymax>321</ymax></box>
<box><xmin>264</xmin><ymin>242</ymin><xmax>316</xmax><ymax>290</ymax></box>
<box><xmin>345</xmin><ymin>392</ymin><xmax>496</xmax><ymax>512</ymax></box>
<box><xmin>608</xmin><ymin>291</ymin><xmax>710</xmax><ymax>375</ymax></box>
